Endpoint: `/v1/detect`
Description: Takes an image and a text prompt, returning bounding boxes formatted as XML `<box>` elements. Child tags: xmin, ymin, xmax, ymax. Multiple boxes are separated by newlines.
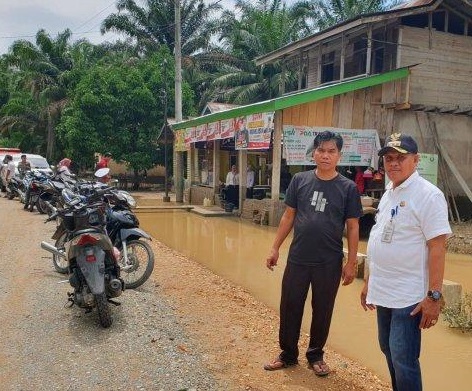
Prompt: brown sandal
<box><xmin>311</xmin><ymin>360</ymin><xmax>330</xmax><ymax>377</ymax></box>
<box><xmin>263</xmin><ymin>357</ymin><xmax>297</xmax><ymax>371</ymax></box>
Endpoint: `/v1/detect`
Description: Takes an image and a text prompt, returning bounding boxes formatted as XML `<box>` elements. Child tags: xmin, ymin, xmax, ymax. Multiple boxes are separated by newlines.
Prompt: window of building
<box><xmin>321</xmin><ymin>38</ymin><xmax>341</xmax><ymax>83</ymax></box>
<box><xmin>344</xmin><ymin>33</ymin><xmax>368</xmax><ymax>78</ymax></box>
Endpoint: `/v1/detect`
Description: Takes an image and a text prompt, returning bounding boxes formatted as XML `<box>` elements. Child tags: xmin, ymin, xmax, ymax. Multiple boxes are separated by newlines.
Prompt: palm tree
<box><xmin>4</xmin><ymin>29</ymin><xmax>73</xmax><ymax>160</ymax></box>
<box><xmin>101</xmin><ymin>0</ymin><xmax>222</xmax><ymax>56</ymax></box>
<box><xmin>203</xmin><ymin>0</ymin><xmax>313</xmax><ymax>105</ymax></box>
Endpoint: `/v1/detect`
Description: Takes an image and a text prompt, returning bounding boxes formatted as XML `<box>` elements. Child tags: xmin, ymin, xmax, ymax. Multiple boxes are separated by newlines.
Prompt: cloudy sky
<box><xmin>0</xmin><ymin>0</ymin><xmax>239</xmax><ymax>55</ymax></box>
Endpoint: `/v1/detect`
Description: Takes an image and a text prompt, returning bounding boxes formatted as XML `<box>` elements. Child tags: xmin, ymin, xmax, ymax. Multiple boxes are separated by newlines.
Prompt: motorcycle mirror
<box><xmin>94</xmin><ymin>167</ymin><xmax>110</xmax><ymax>178</ymax></box>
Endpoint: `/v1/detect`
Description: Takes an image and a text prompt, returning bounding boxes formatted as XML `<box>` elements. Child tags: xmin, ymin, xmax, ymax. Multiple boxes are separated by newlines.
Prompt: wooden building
<box><xmin>173</xmin><ymin>0</ymin><xmax>472</xmax><ymax>224</ymax></box>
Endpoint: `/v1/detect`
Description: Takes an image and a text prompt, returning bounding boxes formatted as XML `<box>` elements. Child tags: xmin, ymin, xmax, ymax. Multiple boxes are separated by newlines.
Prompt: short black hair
<box><xmin>313</xmin><ymin>130</ymin><xmax>343</xmax><ymax>151</ymax></box>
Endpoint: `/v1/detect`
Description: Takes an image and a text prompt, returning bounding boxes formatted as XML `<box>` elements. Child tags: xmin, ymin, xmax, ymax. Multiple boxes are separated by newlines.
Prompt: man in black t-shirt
<box><xmin>263</xmin><ymin>131</ymin><xmax>362</xmax><ymax>377</ymax></box>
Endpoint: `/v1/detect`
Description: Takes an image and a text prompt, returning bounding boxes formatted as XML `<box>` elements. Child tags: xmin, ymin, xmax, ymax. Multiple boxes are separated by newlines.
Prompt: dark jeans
<box><xmin>377</xmin><ymin>305</ymin><xmax>422</xmax><ymax>391</ymax></box>
<box><xmin>279</xmin><ymin>261</ymin><xmax>342</xmax><ymax>365</ymax></box>
<box><xmin>226</xmin><ymin>185</ymin><xmax>239</xmax><ymax>208</ymax></box>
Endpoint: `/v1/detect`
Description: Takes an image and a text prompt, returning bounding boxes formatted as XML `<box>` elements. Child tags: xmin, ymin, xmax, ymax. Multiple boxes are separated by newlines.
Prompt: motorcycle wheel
<box><xmin>53</xmin><ymin>232</ymin><xmax>69</xmax><ymax>274</ymax></box>
<box><xmin>119</xmin><ymin>240</ymin><xmax>155</xmax><ymax>289</ymax></box>
<box><xmin>36</xmin><ymin>198</ymin><xmax>47</xmax><ymax>214</ymax></box>
<box><xmin>95</xmin><ymin>293</ymin><xmax>112</xmax><ymax>328</ymax></box>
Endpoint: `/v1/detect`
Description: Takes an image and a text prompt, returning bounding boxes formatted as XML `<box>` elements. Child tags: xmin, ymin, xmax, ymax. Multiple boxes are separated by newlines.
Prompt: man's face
<box><xmin>383</xmin><ymin>151</ymin><xmax>419</xmax><ymax>186</ymax></box>
<box><xmin>312</xmin><ymin>140</ymin><xmax>341</xmax><ymax>172</ymax></box>
<box><xmin>21</xmin><ymin>156</ymin><xmax>26</xmax><ymax>162</ymax></box>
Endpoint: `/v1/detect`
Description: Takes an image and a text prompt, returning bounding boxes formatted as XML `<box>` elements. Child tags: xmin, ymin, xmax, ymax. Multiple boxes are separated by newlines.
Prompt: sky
<box><xmin>0</xmin><ymin>0</ymin><xmax>238</xmax><ymax>55</ymax></box>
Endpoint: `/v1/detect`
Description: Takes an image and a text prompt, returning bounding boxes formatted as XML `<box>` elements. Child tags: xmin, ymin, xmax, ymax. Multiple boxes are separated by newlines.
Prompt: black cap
<box><xmin>104</xmin><ymin>152</ymin><xmax>112</xmax><ymax>157</ymax></box>
<box><xmin>378</xmin><ymin>133</ymin><xmax>418</xmax><ymax>156</ymax></box>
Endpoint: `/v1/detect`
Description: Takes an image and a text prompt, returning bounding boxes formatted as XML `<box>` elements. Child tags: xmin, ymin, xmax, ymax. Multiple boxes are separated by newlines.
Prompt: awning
<box><xmin>172</xmin><ymin>67</ymin><xmax>410</xmax><ymax>131</ymax></box>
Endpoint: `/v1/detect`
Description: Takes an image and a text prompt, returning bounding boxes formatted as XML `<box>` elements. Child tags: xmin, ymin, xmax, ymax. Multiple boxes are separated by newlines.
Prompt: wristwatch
<box><xmin>427</xmin><ymin>290</ymin><xmax>442</xmax><ymax>301</ymax></box>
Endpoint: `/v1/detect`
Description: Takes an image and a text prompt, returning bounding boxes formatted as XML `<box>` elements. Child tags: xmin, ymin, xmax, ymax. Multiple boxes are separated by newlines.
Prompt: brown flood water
<box><xmin>137</xmin><ymin>210</ymin><xmax>472</xmax><ymax>391</ymax></box>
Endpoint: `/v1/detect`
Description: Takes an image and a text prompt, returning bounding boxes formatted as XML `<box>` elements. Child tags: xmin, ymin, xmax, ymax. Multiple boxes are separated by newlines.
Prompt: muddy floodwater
<box><xmin>137</xmin><ymin>209</ymin><xmax>472</xmax><ymax>391</ymax></box>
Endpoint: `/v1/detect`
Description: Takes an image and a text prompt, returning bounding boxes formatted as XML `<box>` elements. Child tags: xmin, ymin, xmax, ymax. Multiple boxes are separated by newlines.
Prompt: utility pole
<box><xmin>162</xmin><ymin>59</ymin><xmax>170</xmax><ymax>202</ymax></box>
<box><xmin>174</xmin><ymin>0</ymin><xmax>184</xmax><ymax>202</ymax></box>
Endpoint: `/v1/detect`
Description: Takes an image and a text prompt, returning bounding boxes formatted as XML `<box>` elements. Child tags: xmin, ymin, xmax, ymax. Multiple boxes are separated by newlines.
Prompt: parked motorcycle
<box><xmin>20</xmin><ymin>170</ymin><xmax>51</xmax><ymax>213</ymax></box>
<box><xmin>41</xmin><ymin>188</ymin><xmax>124</xmax><ymax>328</ymax></box>
<box><xmin>6</xmin><ymin>175</ymin><xmax>21</xmax><ymax>200</ymax></box>
<box><xmin>47</xmin><ymin>172</ymin><xmax>154</xmax><ymax>289</ymax></box>
<box><xmin>103</xmin><ymin>189</ymin><xmax>154</xmax><ymax>289</ymax></box>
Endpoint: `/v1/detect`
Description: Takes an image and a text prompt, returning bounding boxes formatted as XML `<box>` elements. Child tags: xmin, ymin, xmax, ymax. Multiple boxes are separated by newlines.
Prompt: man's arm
<box><xmin>410</xmin><ymin>234</ymin><xmax>447</xmax><ymax>328</ymax></box>
<box><xmin>266</xmin><ymin>206</ymin><xmax>296</xmax><ymax>270</ymax></box>
<box><xmin>342</xmin><ymin>217</ymin><xmax>360</xmax><ymax>286</ymax></box>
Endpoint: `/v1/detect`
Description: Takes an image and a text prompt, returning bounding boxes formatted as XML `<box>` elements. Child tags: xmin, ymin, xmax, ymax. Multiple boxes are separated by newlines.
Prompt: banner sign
<box><xmin>174</xmin><ymin>129</ymin><xmax>188</xmax><ymax>151</ymax></box>
<box><xmin>220</xmin><ymin>118</ymin><xmax>235</xmax><ymax>140</ymax></box>
<box><xmin>184</xmin><ymin>127</ymin><xmax>195</xmax><ymax>146</ymax></box>
<box><xmin>195</xmin><ymin>124</ymin><xmax>208</xmax><ymax>142</ymax></box>
<box><xmin>282</xmin><ymin>126</ymin><xmax>380</xmax><ymax>167</ymax></box>
<box><xmin>235</xmin><ymin>112</ymin><xmax>274</xmax><ymax>150</ymax></box>
<box><xmin>417</xmin><ymin>153</ymin><xmax>438</xmax><ymax>185</ymax></box>
<box><xmin>206</xmin><ymin>121</ymin><xmax>221</xmax><ymax>141</ymax></box>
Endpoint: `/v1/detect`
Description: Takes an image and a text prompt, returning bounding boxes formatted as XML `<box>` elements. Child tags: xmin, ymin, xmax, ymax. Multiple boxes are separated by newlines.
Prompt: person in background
<box><xmin>17</xmin><ymin>154</ymin><xmax>31</xmax><ymax>178</ymax></box>
<box><xmin>3</xmin><ymin>155</ymin><xmax>15</xmax><ymax>198</ymax></box>
<box><xmin>264</xmin><ymin>131</ymin><xmax>362</xmax><ymax>377</ymax></box>
<box><xmin>354</xmin><ymin>166</ymin><xmax>365</xmax><ymax>195</ymax></box>
<box><xmin>361</xmin><ymin>133</ymin><xmax>451</xmax><ymax>391</ymax></box>
<box><xmin>57</xmin><ymin>158</ymin><xmax>73</xmax><ymax>179</ymax></box>
<box><xmin>246</xmin><ymin>165</ymin><xmax>255</xmax><ymax>199</ymax></box>
<box><xmin>96</xmin><ymin>152</ymin><xmax>112</xmax><ymax>170</ymax></box>
<box><xmin>225</xmin><ymin>164</ymin><xmax>239</xmax><ymax>208</ymax></box>
<box><xmin>95</xmin><ymin>153</ymin><xmax>112</xmax><ymax>183</ymax></box>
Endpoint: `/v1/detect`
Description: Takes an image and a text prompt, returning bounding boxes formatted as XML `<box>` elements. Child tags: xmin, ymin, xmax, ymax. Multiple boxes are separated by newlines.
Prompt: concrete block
<box><xmin>442</xmin><ymin>279</ymin><xmax>462</xmax><ymax>308</ymax></box>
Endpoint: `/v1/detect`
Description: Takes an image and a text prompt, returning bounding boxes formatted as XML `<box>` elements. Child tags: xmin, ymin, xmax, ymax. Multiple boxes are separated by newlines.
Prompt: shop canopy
<box><xmin>171</xmin><ymin>67</ymin><xmax>410</xmax><ymax>131</ymax></box>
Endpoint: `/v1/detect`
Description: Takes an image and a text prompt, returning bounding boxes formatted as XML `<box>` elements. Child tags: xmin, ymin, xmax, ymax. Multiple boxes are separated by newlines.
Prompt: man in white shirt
<box><xmin>361</xmin><ymin>133</ymin><xmax>451</xmax><ymax>391</ymax></box>
<box><xmin>224</xmin><ymin>165</ymin><xmax>239</xmax><ymax>208</ymax></box>
<box><xmin>246</xmin><ymin>165</ymin><xmax>255</xmax><ymax>199</ymax></box>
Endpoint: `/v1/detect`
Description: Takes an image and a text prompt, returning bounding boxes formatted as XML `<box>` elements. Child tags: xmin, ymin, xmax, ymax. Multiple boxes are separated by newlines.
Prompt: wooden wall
<box><xmin>399</xmin><ymin>26</ymin><xmax>472</xmax><ymax>108</ymax></box>
<box><xmin>281</xmin><ymin>82</ymin><xmax>405</xmax><ymax>141</ymax></box>
<box><xmin>282</xmin><ymin>98</ymin><xmax>333</xmax><ymax>127</ymax></box>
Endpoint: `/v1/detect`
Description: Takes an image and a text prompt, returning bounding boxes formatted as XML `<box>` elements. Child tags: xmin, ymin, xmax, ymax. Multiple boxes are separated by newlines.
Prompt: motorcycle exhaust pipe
<box><xmin>40</xmin><ymin>241</ymin><xmax>66</xmax><ymax>258</ymax></box>
<box><xmin>109</xmin><ymin>279</ymin><xmax>122</xmax><ymax>291</ymax></box>
<box><xmin>108</xmin><ymin>278</ymin><xmax>123</xmax><ymax>297</ymax></box>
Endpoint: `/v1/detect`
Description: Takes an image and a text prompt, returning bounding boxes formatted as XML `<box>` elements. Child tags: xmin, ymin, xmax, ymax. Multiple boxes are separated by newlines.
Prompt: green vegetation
<box><xmin>0</xmin><ymin>0</ymin><xmax>395</xmax><ymax>171</ymax></box>
<box><xmin>442</xmin><ymin>291</ymin><xmax>472</xmax><ymax>331</ymax></box>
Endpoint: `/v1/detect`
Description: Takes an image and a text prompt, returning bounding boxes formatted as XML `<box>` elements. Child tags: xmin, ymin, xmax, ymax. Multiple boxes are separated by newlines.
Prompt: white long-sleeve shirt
<box><xmin>225</xmin><ymin>171</ymin><xmax>239</xmax><ymax>186</ymax></box>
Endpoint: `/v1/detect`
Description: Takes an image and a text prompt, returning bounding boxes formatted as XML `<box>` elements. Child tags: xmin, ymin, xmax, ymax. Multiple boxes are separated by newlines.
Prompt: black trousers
<box><xmin>278</xmin><ymin>261</ymin><xmax>342</xmax><ymax>365</ymax></box>
<box><xmin>226</xmin><ymin>185</ymin><xmax>239</xmax><ymax>208</ymax></box>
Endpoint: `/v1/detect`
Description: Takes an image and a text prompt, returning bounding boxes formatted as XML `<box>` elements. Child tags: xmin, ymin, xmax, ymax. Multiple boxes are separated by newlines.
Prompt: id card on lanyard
<box><xmin>381</xmin><ymin>206</ymin><xmax>398</xmax><ymax>243</ymax></box>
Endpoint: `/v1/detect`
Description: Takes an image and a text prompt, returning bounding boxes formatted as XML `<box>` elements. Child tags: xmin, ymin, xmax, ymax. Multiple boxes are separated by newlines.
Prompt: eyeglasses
<box><xmin>383</xmin><ymin>154</ymin><xmax>413</xmax><ymax>164</ymax></box>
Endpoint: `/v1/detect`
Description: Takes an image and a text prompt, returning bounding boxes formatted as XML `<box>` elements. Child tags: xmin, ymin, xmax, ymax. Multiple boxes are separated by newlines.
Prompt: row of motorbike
<box><xmin>6</xmin><ymin>167</ymin><xmax>155</xmax><ymax>328</ymax></box>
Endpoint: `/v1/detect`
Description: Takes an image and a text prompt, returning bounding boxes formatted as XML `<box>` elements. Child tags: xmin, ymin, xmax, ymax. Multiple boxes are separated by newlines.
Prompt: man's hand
<box><xmin>266</xmin><ymin>248</ymin><xmax>279</xmax><ymax>271</ymax></box>
<box><xmin>342</xmin><ymin>261</ymin><xmax>356</xmax><ymax>285</ymax></box>
<box><xmin>410</xmin><ymin>298</ymin><xmax>442</xmax><ymax>329</ymax></box>
<box><xmin>360</xmin><ymin>282</ymin><xmax>376</xmax><ymax>311</ymax></box>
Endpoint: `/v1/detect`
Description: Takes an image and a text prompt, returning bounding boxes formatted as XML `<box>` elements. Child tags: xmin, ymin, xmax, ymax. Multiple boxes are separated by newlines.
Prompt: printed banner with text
<box><xmin>282</xmin><ymin>126</ymin><xmax>381</xmax><ymax>167</ymax></box>
<box><xmin>235</xmin><ymin>112</ymin><xmax>274</xmax><ymax>150</ymax></box>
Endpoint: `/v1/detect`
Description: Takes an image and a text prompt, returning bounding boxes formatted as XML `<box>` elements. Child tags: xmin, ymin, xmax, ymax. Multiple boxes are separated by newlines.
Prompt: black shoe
<box><xmin>23</xmin><ymin>204</ymin><xmax>28</xmax><ymax>210</ymax></box>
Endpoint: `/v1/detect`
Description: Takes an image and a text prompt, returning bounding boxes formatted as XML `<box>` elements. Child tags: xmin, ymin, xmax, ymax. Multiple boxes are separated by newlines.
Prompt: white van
<box><xmin>13</xmin><ymin>154</ymin><xmax>53</xmax><ymax>175</ymax></box>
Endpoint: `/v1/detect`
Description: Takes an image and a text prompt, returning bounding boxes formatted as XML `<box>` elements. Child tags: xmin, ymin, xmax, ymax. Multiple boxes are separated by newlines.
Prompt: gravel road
<box><xmin>0</xmin><ymin>196</ymin><xmax>223</xmax><ymax>391</ymax></box>
<box><xmin>0</xmin><ymin>194</ymin><xmax>393</xmax><ymax>391</ymax></box>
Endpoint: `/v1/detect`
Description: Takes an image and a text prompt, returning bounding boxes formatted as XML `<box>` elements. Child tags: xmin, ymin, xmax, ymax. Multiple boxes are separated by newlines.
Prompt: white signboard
<box><xmin>283</xmin><ymin>126</ymin><xmax>381</xmax><ymax>167</ymax></box>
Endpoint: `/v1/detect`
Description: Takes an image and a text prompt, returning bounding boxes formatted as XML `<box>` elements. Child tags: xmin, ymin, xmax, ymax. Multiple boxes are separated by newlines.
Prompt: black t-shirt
<box><xmin>285</xmin><ymin>170</ymin><xmax>362</xmax><ymax>265</ymax></box>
